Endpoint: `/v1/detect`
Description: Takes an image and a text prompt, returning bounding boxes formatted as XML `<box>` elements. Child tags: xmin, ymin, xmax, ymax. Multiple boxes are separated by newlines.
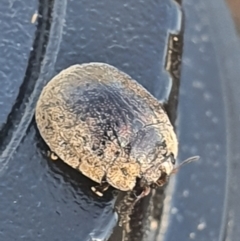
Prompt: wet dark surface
<box><xmin>0</xmin><ymin>126</ymin><xmax>117</xmax><ymax>240</ymax></box>
<box><xmin>0</xmin><ymin>0</ymin><xmax>182</xmax><ymax>240</ymax></box>
<box><xmin>160</xmin><ymin>1</ymin><xmax>227</xmax><ymax>240</ymax></box>
<box><xmin>0</xmin><ymin>0</ymin><xmax>37</xmax><ymax>129</ymax></box>
<box><xmin>157</xmin><ymin>1</ymin><xmax>240</xmax><ymax>241</ymax></box>
<box><xmin>1</xmin><ymin>0</ymin><xmax>240</xmax><ymax>241</ymax></box>
<box><xmin>55</xmin><ymin>0</ymin><xmax>181</xmax><ymax>101</ymax></box>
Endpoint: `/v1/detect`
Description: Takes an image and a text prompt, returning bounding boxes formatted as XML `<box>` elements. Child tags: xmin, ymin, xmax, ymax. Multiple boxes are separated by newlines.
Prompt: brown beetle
<box><xmin>35</xmin><ymin>63</ymin><xmax>179</xmax><ymax>196</ymax></box>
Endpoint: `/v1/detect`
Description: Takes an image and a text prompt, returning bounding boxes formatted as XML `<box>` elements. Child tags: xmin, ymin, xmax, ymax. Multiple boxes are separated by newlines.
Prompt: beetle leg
<box><xmin>47</xmin><ymin>150</ymin><xmax>59</xmax><ymax>161</ymax></box>
<box><xmin>91</xmin><ymin>183</ymin><xmax>110</xmax><ymax>197</ymax></box>
<box><xmin>139</xmin><ymin>186</ymin><xmax>151</xmax><ymax>198</ymax></box>
<box><xmin>133</xmin><ymin>186</ymin><xmax>151</xmax><ymax>204</ymax></box>
<box><xmin>156</xmin><ymin>173</ymin><xmax>168</xmax><ymax>186</ymax></box>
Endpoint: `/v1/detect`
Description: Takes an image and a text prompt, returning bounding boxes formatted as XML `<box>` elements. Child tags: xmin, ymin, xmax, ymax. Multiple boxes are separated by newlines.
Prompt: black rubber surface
<box><xmin>0</xmin><ymin>0</ymin><xmax>37</xmax><ymax>129</ymax></box>
<box><xmin>0</xmin><ymin>0</ymin><xmax>240</xmax><ymax>241</ymax></box>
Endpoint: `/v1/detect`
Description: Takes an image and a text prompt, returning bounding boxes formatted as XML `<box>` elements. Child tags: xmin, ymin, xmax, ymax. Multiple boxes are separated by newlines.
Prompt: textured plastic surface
<box><xmin>0</xmin><ymin>0</ymin><xmax>181</xmax><ymax>240</ymax></box>
<box><xmin>0</xmin><ymin>0</ymin><xmax>37</xmax><ymax>129</ymax></box>
<box><xmin>55</xmin><ymin>0</ymin><xmax>181</xmax><ymax>101</ymax></box>
<box><xmin>158</xmin><ymin>1</ymin><xmax>227</xmax><ymax>240</ymax></box>
<box><xmin>158</xmin><ymin>1</ymin><xmax>240</xmax><ymax>241</ymax></box>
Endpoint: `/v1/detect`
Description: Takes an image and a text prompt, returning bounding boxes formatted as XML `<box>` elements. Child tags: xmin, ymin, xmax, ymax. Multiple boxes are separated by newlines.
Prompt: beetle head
<box><xmin>154</xmin><ymin>155</ymin><xmax>200</xmax><ymax>187</ymax></box>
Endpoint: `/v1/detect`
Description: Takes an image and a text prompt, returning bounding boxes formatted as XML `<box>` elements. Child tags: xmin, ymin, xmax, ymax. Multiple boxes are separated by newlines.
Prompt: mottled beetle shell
<box><xmin>35</xmin><ymin>63</ymin><xmax>178</xmax><ymax>191</ymax></box>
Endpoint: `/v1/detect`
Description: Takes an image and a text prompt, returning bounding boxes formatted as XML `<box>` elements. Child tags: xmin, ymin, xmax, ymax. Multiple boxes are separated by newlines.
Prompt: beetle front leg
<box><xmin>47</xmin><ymin>150</ymin><xmax>59</xmax><ymax>161</ymax></box>
<box><xmin>133</xmin><ymin>186</ymin><xmax>151</xmax><ymax>204</ymax></box>
<box><xmin>91</xmin><ymin>182</ymin><xmax>110</xmax><ymax>197</ymax></box>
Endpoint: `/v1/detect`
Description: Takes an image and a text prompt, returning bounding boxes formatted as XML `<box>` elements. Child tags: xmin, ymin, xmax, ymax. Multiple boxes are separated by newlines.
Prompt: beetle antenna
<box><xmin>172</xmin><ymin>155</ymin><xmax>200</xmax><ymax>173</ymax></box>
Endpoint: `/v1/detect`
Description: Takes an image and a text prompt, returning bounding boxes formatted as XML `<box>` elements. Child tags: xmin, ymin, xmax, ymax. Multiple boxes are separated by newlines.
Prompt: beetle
<box><xmin>35</xmin><ymin>63</ymin><xmax>180</xmax><ymax>197</ymax></box>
